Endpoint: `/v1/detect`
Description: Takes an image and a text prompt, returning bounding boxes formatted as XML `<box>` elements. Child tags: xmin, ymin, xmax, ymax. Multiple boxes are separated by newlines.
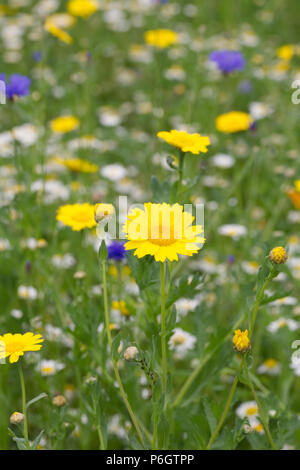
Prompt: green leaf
<box><xmin>30</xmin><ymin>430</ymin><xmax>44</xmax><ymax>450</ymax></box>
<box><xmin>26</xmin><ymin>393</ymin><xmax>48</xmax><ymax>410</ymax></box>
<box><xmin>202</xmin><ymin>398</ymin><xmax>217</xmax><ymax>434</ymax></box>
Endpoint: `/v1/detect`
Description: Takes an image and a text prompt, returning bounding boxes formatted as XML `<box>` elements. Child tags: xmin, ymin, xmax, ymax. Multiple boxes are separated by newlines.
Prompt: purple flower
<box><xmin>238</xmin><ymin>79</ymin><xmax>252</xmax><ymax>94</ymax></box>
<box><xmin>209</xmin><ymin>50</ymin><xmax>246</xmax><ymax>74</ymax></box>
<box><xmin>0</xmin><ymin>73</ymin><xmax>31</xmax><ymax>100</ymax></box>
<box><xmin>107</xmin><ymin>241</ymin><xmax>126</xmax><ymax>261</ymax></box>
<box><xmin>32</xmin><ymin>51</ymin><xmax>42</xmax><ymax>62</ymax></box>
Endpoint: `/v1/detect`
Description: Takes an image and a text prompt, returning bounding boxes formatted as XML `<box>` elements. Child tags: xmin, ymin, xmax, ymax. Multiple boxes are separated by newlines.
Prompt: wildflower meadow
<box><xmin>1</xmin><ymin>0</ymin><xmax>300</xmax><ymax>454</ymax></box>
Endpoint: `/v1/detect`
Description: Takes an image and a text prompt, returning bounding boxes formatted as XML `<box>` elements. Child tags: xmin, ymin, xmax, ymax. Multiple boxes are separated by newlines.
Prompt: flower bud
<box><xmin>10</xmin><ymin>412</ymin><xmax>24</xmax><ymax>424</ymax></box>
<box><xmin>269</xmin><ymin>246</ymin><xmax>288</xmax><ymax>264</ymax></box>
<box><xmin>52</xmin><ymin>395</ymin><xmax>67</xmax><ymax>407</ymax></box>
<box><xmin>94</xmin><ymin>203</ymin><xmax>114</xmax><ymax>223</ymax></box>
<box><xmin>232</xmin><ymin>329</ymin><xmax>250</xmax><ymax>353</ymax></box>
<box><xmin>124</xmin><ymin>346</ymin><xmax>139</xmax><ymax>361</ymax></box>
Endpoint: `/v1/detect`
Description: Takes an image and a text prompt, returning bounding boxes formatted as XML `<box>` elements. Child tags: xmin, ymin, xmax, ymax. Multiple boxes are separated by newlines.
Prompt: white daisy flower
<box><xmin>168</xmin><ymin>328</ymin><xmax>196</xmax><ymax>358</ymax></box>
<box><xmin>257</xmin><ymin>359</ymin><xmax>281</xmax><ymax>376</ymax></box>
<box><xmin>218</xmin><ymin>224</ymin><xmax>247</xmax><ymax>239</ymax></box>
<box><xmin>17</xmin><ymin>285</ymin><xmax>38</xmax><ymax>300</ymax></box>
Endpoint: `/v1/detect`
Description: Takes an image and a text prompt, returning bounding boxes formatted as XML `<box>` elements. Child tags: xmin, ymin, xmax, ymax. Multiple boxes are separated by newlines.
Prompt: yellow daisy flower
<box><xmin>56</xmin><ymin>203</ymin><xmax>97</xmax><ymax>231</ymax></box>
<box><xmin>144</xmin><ymin>29</ymin><xmax>178</xmax><ymax>48</ymax></box>
<box><xmin>67</xmin><ymin>0</ymin><xmax>98</xmax><ymax>17</ymax></box>
<box><xmin>277</xmin><ymin>44</ymin><xmax>295</xmax><ymax>61</ymax></box>
<box><xmin>157</xmin><ymin>130</ymin><xmax>210</xmax><ymax>154</ymax></box>
<box><xmin>123</xmin><ymin>202</ymin><xmax>205</xmax><ymax>262</ymax></box>
<box><xmin>216</xmin><ymin>111</ymin><xmax>253</xmax><ymax>133</ymax></box>
<box><xmin>0</xmin><ymin>333</ymin><xmax>44</xmax><ymax>364</ymax></box>
<box><xmin>54</xmin><ymin>157</ymin><xmax>98</xmax><ymax>173</ymax></box>
<box><xmin>50</xmin><ymin>116</ymin><xmax>79</xmax><ymax>133</ymax></box>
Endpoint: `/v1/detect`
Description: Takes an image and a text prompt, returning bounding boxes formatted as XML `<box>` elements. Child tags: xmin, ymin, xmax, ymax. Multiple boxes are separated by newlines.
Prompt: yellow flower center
<box><xmin>265</xmin><ymin>359</ymin><xmax>277</xmax><ymax>368</ymax></box>
<box><xmin>246</xmin><ymin>406</ymin><xmax>258</xmax><ymax>416</ymax></box>
<box><xmin>173</xmin><ymin>335</ymin><xmax>186</xmax><ymax>345</ymax></box>
<box><xmin>42</xmin><ymin>366</ymin><xmax>55</xmax><ymax>374</ymax></box>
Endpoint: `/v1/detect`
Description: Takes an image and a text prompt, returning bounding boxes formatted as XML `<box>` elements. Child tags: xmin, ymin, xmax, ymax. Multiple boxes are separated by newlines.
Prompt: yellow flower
<box><xmin>144</xmin><ymin>29</ymin><xmax>178</xmax><ymax>48</ymax></box>
<box><xmin>123</xmin><ymin>202</ymin><xmax>205</xmax><ymax>262</ymax></box>
<box><xmin>111</xmin><ymin>300</ymin><xmax>130</xmax><ymax>316</ymax></box>
<box><xmin>277</xmin><ymin>44</ymin><xmax>294</xmax><ymax>61</ymax></box>
<box><xmin>45</xmin><ymin>18</ymin><xmax>73</xmax><ymax>44</ymax></box>
<box><xmin>50</xmin><ymin>116</ymin><xmax>79</xmax><ymax>133</ymax></box>
<box><xmin>232</xmin><ymin>329</ymin><xmax>250</xmax><ymax>353</ymax></box>
<box><xmin>216</xmin><ymin>111</ymin><xmax>253</xmax><ymax>133</ymax></box>
<box><xmin>294</xmin><ymin>180</ymin><xmax>300</xmax><ymax>193</ymax></box>
<box><xmin>54</xmin><ymin>157</ymin><xmax>98</xmax><ymax>173</ymax></box>
<box><xmin>287</xmin><ymin>189</ymin><xmax>300</xmax><ymax>209</ymax></box>
<box><xmin>67</xmin><ymin>0</ymin><xmax>98</xmax><ymax>17</ymax></box>
<box><xmin>269</xmin><ymin>246</ymin><xmax>288</xmax><ymax>264</ymax></box>
<box><xmin>56</xmin><ymin>203</ymin><xmax>97</xmax><ymax>231</ymax></box>
<box><xmin>157</xmin><ymin>130</ymin><xmax>210</xmax><ymax>154</ymax></box>
<box><xmin>0</xmin><ymin>333</ymin><xmax>43</xmax><ymax>364</ymax></box>
<box><xmin>94</xmin><ymin>203</ymin><xmax>115</xmax><ymax>223</ymax></box>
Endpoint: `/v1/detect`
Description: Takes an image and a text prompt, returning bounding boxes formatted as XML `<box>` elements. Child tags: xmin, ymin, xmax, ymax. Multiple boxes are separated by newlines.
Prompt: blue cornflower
<box><xmin>32</xmin><ymin>51</ymin><xmax>42</xmax><ymax>62</ymax></box>
<box><xmin>107</xmin><ymin>241</ymin><xmax>126</xmax><ymax>261</ymax></box>
<box><xmin>238</xmin><ymin>79</ymin><xmax>253</xmax><ymax>94</ymax></box>
<box><xmin>0</xmin><ymin>73</ymin><xmax>31</xmax><ymax>100</ymax></box>
<box><xmin>209</xmin><ymin>50</ymin><xmax>246</xmax><ymax>74</ymax></box>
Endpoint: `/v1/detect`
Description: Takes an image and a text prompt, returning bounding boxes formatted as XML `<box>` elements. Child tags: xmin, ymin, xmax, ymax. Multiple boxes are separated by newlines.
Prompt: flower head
<box><xmin>209</xmin><ymin>50</ymin><xmax>246</xmax><ymax>74</ymax></box>
<box><xmin>54</xmin><ymin>157</ymin><xmax>98</xmax><ymax>173</ymax></box>
<box><xmin>0</xmin><ymin>333</ymin><xmax>43</xmax><ymax>364</ymax></box>
<box><xmin>50</xmin><ymin>115</ymin><xmax>79</xmax><ymax>133</ymax></box>
<box><xmin>56</xmin><ymin>203</ymin><xmax>97</xmax><ymax>231</ymax></box>
<box><xmin>10</xmin><ymin>412</ymin><xmax>25</xmax><ymax>424</ymax></box>
<box><xmin>123</xmin><ymin>202</ymin><xmax>205</xmax><ymax>262</ymax></box>
<box><xmin>232</xmin><ymin>329</ymin><xmax>250</xmax><ymax>353</ymax></box>
<box><xmin>107</xmin><ymin>241</ymin><xmax>126</xmax><ymax>261</ymax></box>
<box><xmin>216</xmin><ymin>111</ymin><xmax>253</xmax><ymax>133</ymax></box>
<box><xmin>269</xmin><ymin>246</ymin><xmax>288</xmax><ymax>264</ymax></box>
<box><xmin>287</xmin><ymin>180</ymin><xmax>300</xmax><ymax>209</ymax></box>
<box><xmin>67</xmin><ymin>0</ymin><xmax>98</xmax><ymax>17</ymax></box>
<box><xmin>124</xmin><ymin>346</ymin><xmax>139</xmax><ymax>361</ymax></box>
<box><xmin>144</xmin><ymin>29</ymin><xmax>178</xmax><ymax>48</ymax></box>
<box><xmin>94</xmin><ymin>203</ymin><xmax>115</xmax><ymax>223</ymax></box>
<box><xmin>157</xmin><ymin>130</ymin><xmax>210</xmax><ymax>154</ymax></box>
<box><xmin>0</xmin><ymin>74</ymin><xmax>31</xmax><ymax>100</ymax></box>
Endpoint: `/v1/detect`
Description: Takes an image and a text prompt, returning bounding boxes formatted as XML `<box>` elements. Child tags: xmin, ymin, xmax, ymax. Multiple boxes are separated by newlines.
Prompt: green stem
<box><xmin>102</xmin><ymin>260</ymin><xmax>112</xmax><ymax>349</ymax></box>
<box><xmin>96</xmin><ymin>424</ymin><xmax>105</xmax><ymax>450</ymax></box>
<box><xmin>178</xmin><ymin>150</ymin><xmax>185</xmax><ymax>190</ymax></box>
<box><xmin>112</xmin><ymin>362</ymin><xmax>144</xmax><ymax>447</ymax></box>
<box><xmin>160</xmin><ymin>262</ymin><xmax>167</xmax><ymax>396</ymax></box>
<box><xmin>249</xmin><ymin>271</ymin><xmax>273</xmax><ymax>338</ymax></box>
<box><xmin>101</xmin><ymin>258</ymin><xmax>144</xmax><ymax>448</ymax></box>
<box><xmin>18</xmin><ymin>362</ymin><xmax>28</xmax><ymax>442</ymax></box>
<box><xmin>172</xmin><ymin>313</ymin><xmax>245</xmax><ymax>408</ymax></box>
<box><xmin>206</xmin><ymin>267</ymin><xmax>275</xmax><ymax>449</ymax></box>
<box><xmin>206</xmin><ymin>362</ymin><xmax>242</xmax><ymax>450</ymax></box>
<box><xmin>244</xmin><ymin>365</ymin><xmax>277</xmax><ymax>450</ymax></box>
